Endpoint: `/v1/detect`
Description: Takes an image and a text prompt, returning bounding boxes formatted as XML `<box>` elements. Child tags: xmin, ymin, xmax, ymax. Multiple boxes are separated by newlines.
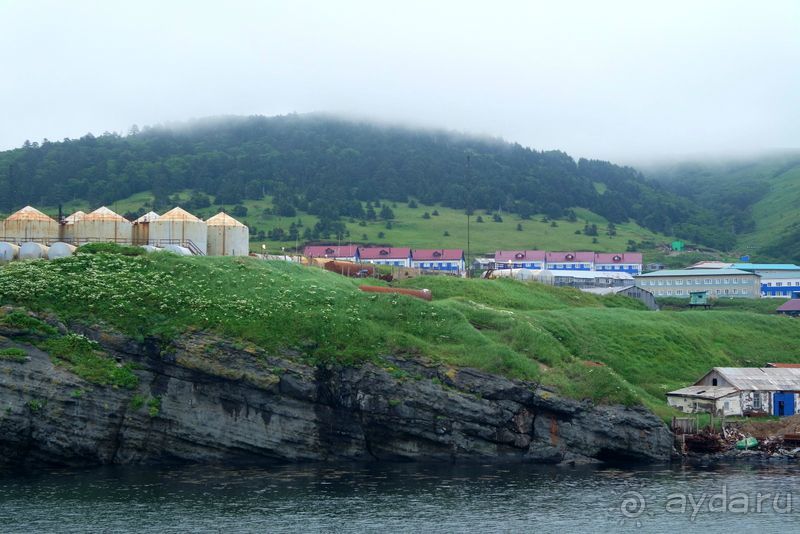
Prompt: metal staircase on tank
<box><xmin>185</xmin><ymin>240</ymin><xmax>206</xmax><ymax>256</ymax></box>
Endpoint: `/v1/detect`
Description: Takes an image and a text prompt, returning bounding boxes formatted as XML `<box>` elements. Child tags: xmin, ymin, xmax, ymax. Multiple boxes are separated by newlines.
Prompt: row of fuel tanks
<box><xmin>0</xmin><ymin>205</ymin><xmax>250</xmax><ymax>260</ymax></box>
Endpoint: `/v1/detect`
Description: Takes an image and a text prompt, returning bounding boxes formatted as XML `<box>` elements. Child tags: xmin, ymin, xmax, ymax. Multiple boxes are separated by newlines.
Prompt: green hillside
<box><xmin>0</xmin><ymin>114</ymin><xmax>731</xmax><ymax>249</ymax></box>
<box><xmin>645</xmin><ymin>152</ymin><xmax>800</xmax><ymax>262</ymax></box>
<box><xmin>25</xmin><ymin>189</ymin><xmax>670</xmax><ymax>256</ymax></box>
<box><xmin>2</xmin><ymin>247</ymin><xmax>799</xmax><ymax>419</ymax></box>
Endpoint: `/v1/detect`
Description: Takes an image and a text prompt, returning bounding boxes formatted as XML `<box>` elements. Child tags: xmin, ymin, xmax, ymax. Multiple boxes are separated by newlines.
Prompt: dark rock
<box><xmin>0</xmin><ymin>321</ymin><xmax>673</xmax><ymax>467</ymax></box>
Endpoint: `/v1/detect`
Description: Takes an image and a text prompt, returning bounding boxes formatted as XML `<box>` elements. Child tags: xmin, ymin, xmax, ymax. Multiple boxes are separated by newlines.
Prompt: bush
<box><xmin>77</xmin><ymin>243</ymin><xmax>145</xmax><ymax>256</ymax></box>
<box><xmin>41</xmin><ymin>334</ymin><xmax>138</xmax><ymax>389</ymax></box>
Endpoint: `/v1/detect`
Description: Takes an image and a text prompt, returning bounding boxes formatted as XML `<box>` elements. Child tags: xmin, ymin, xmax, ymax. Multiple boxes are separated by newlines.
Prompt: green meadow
<box><xmin>2</xmin><ymin>247</ymin><xmax>797</xmax><ymax>419</ymax></box>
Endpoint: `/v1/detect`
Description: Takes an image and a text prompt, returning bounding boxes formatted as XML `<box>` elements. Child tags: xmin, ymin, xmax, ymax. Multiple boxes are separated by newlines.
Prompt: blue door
<box><xmin>773</xmin><ymin>392</ymin><xmax>795</xmax><ymax>417</ymax></box>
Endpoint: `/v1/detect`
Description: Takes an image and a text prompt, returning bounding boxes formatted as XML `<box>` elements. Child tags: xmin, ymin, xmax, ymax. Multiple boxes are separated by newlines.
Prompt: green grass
<box><xmin>657</xmin><ymin>296</ymin><xmax>788</xmax><ymax>314</ymax></box>
<box><xmin>39</xmin><ymin>334</ymin><xmax>138</xmax><ymax>389</ymax></box>
<box><xmin>32</xmin><ymin>189</ymin><xmax>672</xmax><ymax>258</ymax></box>
<box><xmin>0</xmin><ymin>348</ymin><xmax>27</xmax><ymax>362</ymax></box>
<box><xmin>2</xmin><ymin>246</ymin><xmax>800</xmax><ymax>417</ymax></box>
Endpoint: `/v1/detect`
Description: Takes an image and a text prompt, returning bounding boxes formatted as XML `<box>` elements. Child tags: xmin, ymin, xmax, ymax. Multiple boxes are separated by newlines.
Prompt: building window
<box><xmin>658</xmin><ymin>280</ymin><xmax>664</xmax><ymax>286</ymax></box>
<box><xmin>666</xmin><ymin>280</ymin><xmax>673</xmax><ymax>286</ymax></box>
<box><xmin>676</xmin><ymin>280</ymin><xmax>683</xmax><ymax>285</ymax></box>
<box><xmin>712</xmin><ymin>378</ymin><xmax>718</xmax><ymax>386</ymax></box>
<box><xmin>753</xmin><ymin>395</ymin><xmax>761</xmax><ymax>409</ymax></box>
<box><xmin>667</xmin><ymin>290</ymin><xmax>672</xmax><ymax>295</ymax></box>
<box><xmin>716</xmin><ymin>289</ymin><xmax>722</xmax><ymax>295</ymax></box>
<box><xmin>676</xmin><ymin>289</ymin><xmax>683</xmax><ymax>295</ymax></box>
<box><xmin>742</xmin><ymin>289</ymin><xmax>749</xmax><ymax>295</ymax></box>
<box><xmin>704</xmin><ymin>279</ymin><xmax>712</xmax><ymax>284</ymax></box>
<box><xmin>776</xmin><ymin>282</ymin><xmax>783</xmax><ymax>287</ymax></box>
<box><xmin>724</xmin><ymin>279</ymin><xmax>730</xmax><ymax>285</ymax></box>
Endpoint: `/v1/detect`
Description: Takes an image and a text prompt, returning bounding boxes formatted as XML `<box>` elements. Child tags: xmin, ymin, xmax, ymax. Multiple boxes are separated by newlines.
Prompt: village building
<box><xmin>494</xmin><ymin>250</ymin><xmax>546</xmax><ymax>270</ymax></box>
<box><xmin>635</xmin><ymin>268</ymin><xmax>761</xmax><ymax>299</ymax></box>
<box><xmin>303</xmin><ymin>245</ymin><xmax>360</xmax><ymax>263</ymax></box>
<box><xmin>411</xmin><ymin>249</ymin><xmax>465</xmax><ymax>273</ymax></box>
<box><xmin>668</xmin><ymin>367</ymin><xmax>800</xmax><ymax>417</ymax></box>
<box><xmin>593</xmin><ymin>252</ymin><xmax>643</xmax><ymax>275</ymax></box>
<box><xmin>582</xmin><ymin>285</ymin><xmax>658</xmax><ymax>310</ymax></box>
<box><xmin>551</xmin><ymin>270</ymin><xmax>634</xmax><ymax>289</ymax></box>
<box><xmin>359</xmin><ymin>247</ymin><xmax>412</xmax><ymax>267</ymax></box>
<box><xmin>730</xmin><ymin>264</ymin><xmax>800</xmax><ymax>298</ymax></box>
<box><xmin>777</xmin><ymin>298</ymin><xmax>800</xmax><ymax>317</ymax></box>
<box><xmin>0</xmin><ymin>206</ymin><xmax>60</xmax><ymax>245</ymax></box>
<box><xmin>545</xmin><ymin>251</ymin><xmax>595</xmax><ymax>271</ymax></box>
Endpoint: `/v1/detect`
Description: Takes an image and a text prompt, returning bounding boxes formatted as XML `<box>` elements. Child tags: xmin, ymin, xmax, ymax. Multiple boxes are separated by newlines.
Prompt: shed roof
<box><xmin>687</xmin><ymin>261</ymin><xmax>732</xmax><ymax>269</ymax></box>
<box><xmin>766</xmin><ymin>363</ymin><xmax>800</xmax><ymax>368</ymax></box>
<box><xmin>412</xmin><ymin>249</ymin><xmax>464</xmax><ymax>261</ymax></box>
<box><xmin>206</xmin><ymin>212</ymin><xmax>246</xmax><ymax>227</ymax></box>
<box><xmin>637</xmin><ymin>269</ymin><xmax>757</xmax><ymax>277</ymax></box>
<box><xmin>134</xmin><ymin>211</ymin><xmax>160</xmax><ymax>223</ymax></box>
<box><xmin>359</xmin><ymin>247</ymin><xmax>411</xmax><ymax>260</ymax></box>
<box><xmin>777</xmin><ymin>300</ymin><xmax>800</xmax><ymax>312</ymax></box>
<box><xmin>701</xmin><ymin>367</ymin><xmax>800</xmax><ymax>391</ymax></box>
<box><xmin>495</xmin><ymin>250</ymin><xmax>546</xmax><ymax>262</ymax></box>
<box><xmin>159</xmin><ymin>207</ymin><xmax>201</xmax><ymax>222</ymax></box>
<box><xmin>667</xmin><ymin>385</ymin><xmax>739</xmax><ymax>399</ymax></box>
<box><xmin>83</xmin><ymin>206</ymin><xmax>128</xmax><ymax>222</ymax></box>
<box><xmin>5</xmin><ymin>206</ymin><xmax>56</xmax><ymax>223</ymax></box>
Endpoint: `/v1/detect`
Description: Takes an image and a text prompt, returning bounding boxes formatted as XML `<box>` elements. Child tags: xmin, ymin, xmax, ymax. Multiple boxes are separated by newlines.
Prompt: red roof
<box><xmin>546</xmin><ymin>251</ymin><xmax>595</xmax><ymax>263</ymax></box>
<box><xmin>359</xmin><ymin>247</ymin><xmax>411</xmax><ymax>260</ymax></box>
<box><xmin>777</xmin><ymin>300</ymin><xmax>800</xmax><ymax>312</ymax></box>
<box><xmin>766</xmin><ymin>363</ymin><xmax>800</xmax><ymax>368</ymax></box>
<box><xmin>594</xmin><ymin>252</ymin><xmax>643</xmax><ymax>264</ymax></box>
<box><xmin>412</xmin><ymin>249</ymin><xmax>464</xmax><ymax>261</ymax></box>
<box><xmin>495</xmin><ymin>250</ymin><xmax>546</xmax><ymax>262</ymax></box>
<box><xmin>304</xmin><ymin>245</ymin><xmax>359</xmax><ymax>258</ymax></box>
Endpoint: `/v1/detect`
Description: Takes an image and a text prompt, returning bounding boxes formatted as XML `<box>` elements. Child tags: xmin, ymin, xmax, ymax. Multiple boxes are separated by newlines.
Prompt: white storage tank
<box><xmin>206</xmin><ymin>212</ymin><xmax>250</xmax><ymax>256</ymax></box>
<box><xmin>61</xmin><ymin>211</ymin><xmax>86</xmax><ymax>243</ymax></box>
<box><xmin>1</xmin><ymin>206</ymin><xmax>60</xmax><ymax>245</ymax></box>
<box><xmin>19</xmin><ymin>242</ymin><xmax>49</xmax><ymax>259</ymax></box>
<box><xmin>72</xmin><ymin>206</ymin><xmax>133</xmax><ymax>245</ymax></box>
<box><xmin>48</xmin><ymin>242</ymin><xmax>77</xmax><ymax>259</ymax></box>
<box><xmin>132</xmin><ymin>211</ymin><xmax>160</xmax><ymax>246</ymax></box>
<box><xmin>149</xmin><ymin>207</ymin><xmax>207</xmax><ymax>255</ymax></box>
<box><xmin>0</xmin><ymin>242</ymin><xmax>20</xmax><ymax>261</ymax></box>
<box><xmin>163</xmin><ymin>244</ymin><xmax>192</xmax><ymax>255</ymax></box>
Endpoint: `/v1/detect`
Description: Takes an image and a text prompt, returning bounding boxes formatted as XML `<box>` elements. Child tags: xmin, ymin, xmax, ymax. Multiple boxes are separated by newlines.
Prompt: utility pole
<box><xmin>466</xmin><ymin>154</ymin><xmax>471</xmax><ymax>278</ymax></box>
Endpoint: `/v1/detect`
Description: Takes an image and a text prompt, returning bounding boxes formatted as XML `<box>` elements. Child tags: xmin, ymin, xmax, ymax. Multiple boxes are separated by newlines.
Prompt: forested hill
<box><xmin>0</xmin><ymin>114</ymin><xmax>729</xmax><ymax>248</ymax></box>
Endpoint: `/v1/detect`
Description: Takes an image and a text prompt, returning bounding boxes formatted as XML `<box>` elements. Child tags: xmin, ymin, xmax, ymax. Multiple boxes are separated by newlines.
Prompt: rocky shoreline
<box><xmin>0</xmin><ymin>310</ymin><xmax>673</xmax><ymax>467</ymax></box>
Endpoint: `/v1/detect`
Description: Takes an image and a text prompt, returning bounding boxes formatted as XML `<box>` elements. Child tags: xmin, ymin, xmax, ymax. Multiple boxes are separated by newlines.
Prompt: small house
<box><xmin>668</xmin><ymin>367</ymin><xmax>800</xmax><ymax>417</ymax></box>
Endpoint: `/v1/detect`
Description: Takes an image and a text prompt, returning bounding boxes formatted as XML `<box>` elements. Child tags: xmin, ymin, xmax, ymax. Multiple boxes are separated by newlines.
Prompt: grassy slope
<box><xmin>645</xmin><ymin>153</ymin><xmax>800</xmax><ymax>257</ymax></box>
<box><xmin>2</xmin><ymin>249</ymin><xmax>799</xmax><ymax>420</ymax></box>
<box><xmin>15</xmin><ymin>190</ymin><xmax>671</xmax><ymax>257</ymax></box>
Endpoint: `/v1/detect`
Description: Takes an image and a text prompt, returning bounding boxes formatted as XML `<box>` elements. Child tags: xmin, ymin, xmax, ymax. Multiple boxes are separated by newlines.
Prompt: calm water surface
<box><xmin>2</xmin><ymin>461</ymin><xmax>800</xmax><ymax>532</ymax></box>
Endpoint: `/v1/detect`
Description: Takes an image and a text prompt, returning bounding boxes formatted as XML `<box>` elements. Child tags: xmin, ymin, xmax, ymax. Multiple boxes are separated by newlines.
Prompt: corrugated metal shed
<box><xmin>206</xmin><ymin>212</ymin><xmax>249</xmax><ymax>256</ymax></box>
<box><xmin>711</xmin><ymin>367</ymin><xmax>800</xmax><ymax>391</ymax></box>
<box><xmin>667</xmin><ymin>386</ymin><xmax>738</xmax><ymax>399</ymax></box>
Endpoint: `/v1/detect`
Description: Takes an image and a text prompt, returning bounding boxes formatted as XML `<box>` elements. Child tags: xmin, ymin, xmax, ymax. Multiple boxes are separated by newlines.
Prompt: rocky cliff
<box><xmin>0</xmin><ymin>311</ymin><xmax>673</xmax><ymax>467</ymax></box>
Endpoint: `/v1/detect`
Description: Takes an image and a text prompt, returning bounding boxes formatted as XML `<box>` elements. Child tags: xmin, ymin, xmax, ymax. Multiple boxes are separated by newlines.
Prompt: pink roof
<box><xmin>546</xmin><ymin>251</ymin><xmax>595</xmax><ymax>263</ymax></box>
<box><xmin>495</xmin><ymin>250</ymin><xmax>546</xmax><ymax>262</ymax></box>
<box><xmin>777</xmin><ymin>300</ymin><xmax>800</xmax><ymax>312</ymax></box>
<box><xmin>304</xmin><ymin>245</ymin><xmax>359</xmax><ymax>258</ymax></box>
<box><xmin>359</xmin><ymin>247</ymin><xmax>411</xmax><ymax>260</ymax></box>
<box><xmin>594</xmin><ymin>252</ymin><xmax>643</xmax><ymax>264</ymax></box>
<box><xmin>412</xmin><ymin>249</ymin><xmax>464</xmax><ymax>261</ymax></box>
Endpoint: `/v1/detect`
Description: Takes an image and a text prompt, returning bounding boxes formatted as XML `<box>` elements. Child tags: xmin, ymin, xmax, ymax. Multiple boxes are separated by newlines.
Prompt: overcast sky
<box><xmin>1</xmin><ymin>0</ymin><xmax>798</xmax><ymax>162</ymax></box>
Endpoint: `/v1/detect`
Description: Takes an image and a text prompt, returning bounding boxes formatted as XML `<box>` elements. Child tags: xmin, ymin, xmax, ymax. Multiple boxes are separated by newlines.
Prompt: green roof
<box><xmin>637</xmin><ymin>269</ymin><xmax>758</xmax><ymax>277</ymax></box>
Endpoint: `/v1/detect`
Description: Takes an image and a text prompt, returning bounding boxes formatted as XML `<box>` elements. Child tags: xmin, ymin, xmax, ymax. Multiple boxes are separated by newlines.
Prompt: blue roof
<box><xmin>731</xmin><ymin>263</ymin><xmax>800</xmax><ymax>271</ymax></box>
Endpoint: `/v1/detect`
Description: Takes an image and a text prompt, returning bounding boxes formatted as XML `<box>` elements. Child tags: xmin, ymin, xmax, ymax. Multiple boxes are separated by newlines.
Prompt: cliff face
<box><xmin>0</xmin><ymin>313</ymin><xmax>673</xmax><ymax>467</ymax></box>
